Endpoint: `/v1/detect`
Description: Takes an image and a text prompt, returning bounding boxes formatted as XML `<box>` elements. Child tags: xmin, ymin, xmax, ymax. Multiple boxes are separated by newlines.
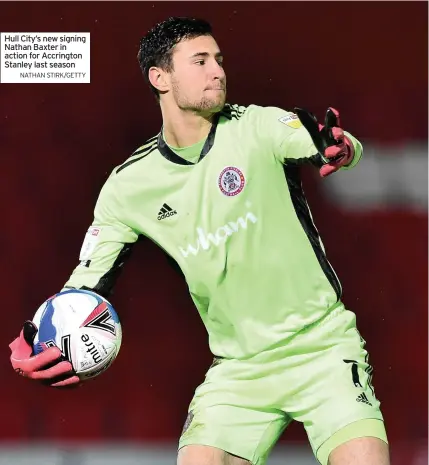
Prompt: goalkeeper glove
<box><xmin>9</xmin><ymin>320</ymin><xmax>80</xmax><ymax>388</ymax></box>
<box><xmin>294</xmin><ymin>107</ymin><xmax>355</xmax><ymax>177</ymax></box>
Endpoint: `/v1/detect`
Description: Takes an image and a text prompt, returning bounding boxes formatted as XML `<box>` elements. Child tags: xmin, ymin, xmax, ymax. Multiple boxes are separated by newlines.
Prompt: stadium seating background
<box><xmin>0</xmin><ymin>2</ymin><xmax>427</xmax><ymax>463</ymax></box>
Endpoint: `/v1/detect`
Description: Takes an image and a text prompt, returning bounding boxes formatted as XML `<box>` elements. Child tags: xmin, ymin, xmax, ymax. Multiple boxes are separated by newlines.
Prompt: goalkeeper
<box><xmin>9</xmin><ymin>16</ymin><xmax>389</xmax><ymax>465</ymax></box>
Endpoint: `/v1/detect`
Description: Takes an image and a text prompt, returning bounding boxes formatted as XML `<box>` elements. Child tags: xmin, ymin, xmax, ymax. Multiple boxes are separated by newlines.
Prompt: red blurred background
<box><xmin>0</xmin><ymin>2</ymin><xmax>427</xmax><ymax>464</ymax></box>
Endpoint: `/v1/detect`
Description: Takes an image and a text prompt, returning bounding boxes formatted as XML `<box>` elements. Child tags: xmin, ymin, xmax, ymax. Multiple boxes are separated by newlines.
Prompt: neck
<box><xmin>160</xmin><ymin>103</ymin><xmax>216</xmax><ymax>148</ymax></box>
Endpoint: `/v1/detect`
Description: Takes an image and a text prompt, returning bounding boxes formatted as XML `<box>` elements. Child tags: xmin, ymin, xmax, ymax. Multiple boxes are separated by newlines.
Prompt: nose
<box><xmin>213</xmin><ymin>63</ymin><xmax>226</xmax><ymax>83</ymax></box>
<box><xmin>209</xmin><ymin>59</ymin><xmax>225</xmax><ymax>80</ymax></box>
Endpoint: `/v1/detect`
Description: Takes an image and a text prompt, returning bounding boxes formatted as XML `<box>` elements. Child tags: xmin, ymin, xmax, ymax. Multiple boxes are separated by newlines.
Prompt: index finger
<box><xmin>12</xmin><ymin>346</ymin><xmax>63</xmax><ymax>373</ymax></box>
<box><xmin>294</xmin><ymin>107</ymin><xmax>325</xmax><ymax>154</ymax></box>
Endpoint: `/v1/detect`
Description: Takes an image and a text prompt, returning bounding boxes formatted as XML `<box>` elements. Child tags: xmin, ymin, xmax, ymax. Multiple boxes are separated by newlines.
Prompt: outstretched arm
<box><xmin>254</xmin><ymin>105</ymin><xmax>363</xmax><ymax>176</ymax></box>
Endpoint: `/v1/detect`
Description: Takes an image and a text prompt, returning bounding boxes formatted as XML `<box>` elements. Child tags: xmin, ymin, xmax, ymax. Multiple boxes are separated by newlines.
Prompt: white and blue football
<box><xmin>32</xmin><ymin>289</ymin><xmax>122</xmax><ymax>380</ymax></box>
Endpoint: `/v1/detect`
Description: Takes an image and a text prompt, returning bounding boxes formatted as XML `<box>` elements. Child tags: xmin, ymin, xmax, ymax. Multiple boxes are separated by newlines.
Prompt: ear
<box><xmin>148</xmin><ymin>66</ymin><xmax>169</xmax><ymax>93</ymax></box>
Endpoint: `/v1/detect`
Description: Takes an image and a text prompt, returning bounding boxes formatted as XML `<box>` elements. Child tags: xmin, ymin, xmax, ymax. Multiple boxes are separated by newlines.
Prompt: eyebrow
<box><xmin>189</xmin><ymin>52</ymin><xmax>223</xmax><ymax>59</ymax></box>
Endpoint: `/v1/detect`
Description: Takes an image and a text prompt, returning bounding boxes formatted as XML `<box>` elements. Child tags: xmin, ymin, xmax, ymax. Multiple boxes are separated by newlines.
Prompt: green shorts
<box><xmin>178</xmin><ymin>305</ymin><xmax>387</xmax><ymax>465</ymax></box>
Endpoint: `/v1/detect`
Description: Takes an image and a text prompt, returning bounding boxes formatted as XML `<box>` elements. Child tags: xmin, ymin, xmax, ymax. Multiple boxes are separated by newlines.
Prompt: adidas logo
<box><xmin>158</xmin><ymin>203</ymin><xmax>177</xmax><ymax>221</ymax></box>
<box><xmin>356</xmin><ymin>392</ymin><xmax>372</xmax><ymax>406</ymax></box>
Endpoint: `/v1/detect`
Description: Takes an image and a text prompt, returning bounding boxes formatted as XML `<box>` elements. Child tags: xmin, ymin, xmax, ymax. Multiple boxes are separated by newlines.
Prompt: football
<box><xmin>32</xmin><ymin>289</ymin><xmax>122</xmax><ymax>381</ymax></box>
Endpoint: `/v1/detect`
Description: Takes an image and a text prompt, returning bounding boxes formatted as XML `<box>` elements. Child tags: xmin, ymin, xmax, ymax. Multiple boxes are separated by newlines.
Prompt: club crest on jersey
<box><xmin>218</xmin><ymin>167</ymin><xmax>245</xmax><ymax>196</ymax></box>
<box><xmin>278</xmin><ymin>113</ymin><xmax>302</xmax><ymax>129</ymax></box>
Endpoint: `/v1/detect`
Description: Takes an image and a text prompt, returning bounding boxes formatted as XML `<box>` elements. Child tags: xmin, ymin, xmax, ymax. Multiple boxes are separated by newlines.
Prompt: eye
<box><xmin>195</xmin><ymin>60</ymin><xmax>205</xmax><ymax>65</ymax></box>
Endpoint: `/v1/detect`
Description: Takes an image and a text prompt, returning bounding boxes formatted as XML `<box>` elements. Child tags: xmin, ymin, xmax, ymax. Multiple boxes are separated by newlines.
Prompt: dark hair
<box><xmin>137</xmin><ymin>17</ymin><xmax>213</xmax><ymax>98</ymax></box>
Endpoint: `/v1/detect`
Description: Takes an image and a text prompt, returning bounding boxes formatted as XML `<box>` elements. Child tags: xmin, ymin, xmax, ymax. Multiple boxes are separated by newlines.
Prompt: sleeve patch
<box><xmin>278</xmin><ymin>114</ymin><xmax>302</xmax><ymax>129</ymax></box>
<box><xmin>79</xmin><ymin>227</ymin><xmax>102</xmax><ymax>261</ymax></box>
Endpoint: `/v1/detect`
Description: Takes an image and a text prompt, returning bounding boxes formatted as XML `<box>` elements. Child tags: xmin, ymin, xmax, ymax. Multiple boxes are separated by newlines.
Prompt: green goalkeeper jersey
<box><xmin>64</xmin><ymin>103</ymin><xmax>362</xmax><ymax>359</ymax></box>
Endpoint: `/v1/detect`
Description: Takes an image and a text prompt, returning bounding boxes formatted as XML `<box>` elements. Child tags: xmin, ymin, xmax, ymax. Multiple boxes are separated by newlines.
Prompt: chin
<box><xmin>207</xmin><ymin>96</ymin><xmax>227</xmax><ymax>113</ymax></box>
<box><xmin>186</xmin><ymin>95</ymin><xmax>226</xmax><ymax>114</ymax></box>
<box><xmin>211</xmin><ymin>101</ymin><xmax>226</xmax><ymax>113</ymax></box>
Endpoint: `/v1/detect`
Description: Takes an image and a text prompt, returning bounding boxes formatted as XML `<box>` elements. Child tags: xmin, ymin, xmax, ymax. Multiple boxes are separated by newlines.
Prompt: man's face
<box><xmin>167</xmin><ymin>35</ymin><xmax>227</xmax><ymax>114</ymax></box>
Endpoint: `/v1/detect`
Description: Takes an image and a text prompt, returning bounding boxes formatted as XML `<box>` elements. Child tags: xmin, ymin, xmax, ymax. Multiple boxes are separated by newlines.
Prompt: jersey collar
<box><xmin>158</xmin><ymin>108</ymin><xmax>231</xmax><ymax>166</ymax></box>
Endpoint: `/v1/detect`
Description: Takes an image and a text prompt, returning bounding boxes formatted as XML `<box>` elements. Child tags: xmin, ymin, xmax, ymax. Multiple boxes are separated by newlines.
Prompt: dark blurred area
<box><xmin>0</xmin><ymin>2</ymin><xmax>427</xmax><ymax>464</ymax></box>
